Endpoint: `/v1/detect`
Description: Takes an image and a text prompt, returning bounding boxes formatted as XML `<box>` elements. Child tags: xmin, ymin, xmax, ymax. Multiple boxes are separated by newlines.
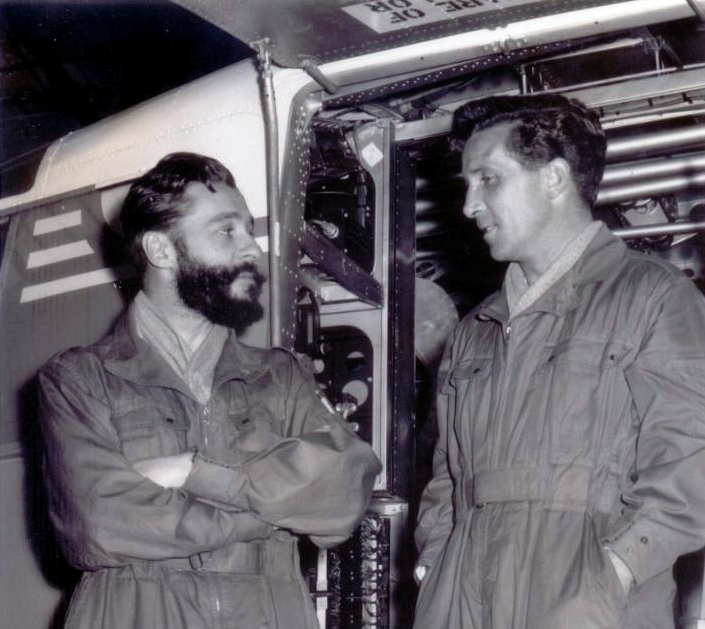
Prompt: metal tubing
<box><xmin>252</xmin><ymin>39</ymin><xmax>282</xmax><ymax>346</ymax></box>
<box><xmin>612</xmin><ymin>221</ymin><xmax>705</xmax><ymax>239</ymax></box>
<box><xmin>301</xmin><ymin>58</ymin><xmax>339</xmax><ymax>95</ymax></box>
<box><xmin>602</xmin><ymin>107</ymin><xmax>705</xmax><ymax>131</ymax></box>
<box><xmin>596</xmin><ymin>172</ymin><xmax>705</xmax><ymax>205</ymax></box>
<box><xmin>606</xmin><ymin>124</ymin><xmax>705</xmax><ymax>161</ymax></box>
<box><xmin>416</xmin><ymin>218</ymin><xmax>445</xmax><ymax>237</ymax></box>
<box><xmin>602</xmin><ymin>154</ymin><xmax>705</xmax><ymax>185</ymax></box>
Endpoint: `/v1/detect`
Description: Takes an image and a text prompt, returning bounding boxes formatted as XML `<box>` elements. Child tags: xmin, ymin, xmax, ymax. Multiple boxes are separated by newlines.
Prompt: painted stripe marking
<box><xmin>20</xmin><ymin>265</ymin><xmax>136</xmax><ymax>303</ymax></box>
<box><xmin>33</xmin><ymin>210</ymin><xmax>82</xmax><ymax>236</ymax></box>
<box><xmin>27</xmin><ymin>240</ymin><xmax>95</xmax><ymax>269</ymax></box>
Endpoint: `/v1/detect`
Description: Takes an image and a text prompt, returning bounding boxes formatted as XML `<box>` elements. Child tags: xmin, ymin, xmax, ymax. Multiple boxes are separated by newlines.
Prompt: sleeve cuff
<box><xmin>182</xmin><ymin>455</ymin><xmax>249</xmax><ymax>510</ymax></box>
<box><xmin>601</xmin><ymin>516</ymin><xmax>670</xmax><ymax>586</ymax></box>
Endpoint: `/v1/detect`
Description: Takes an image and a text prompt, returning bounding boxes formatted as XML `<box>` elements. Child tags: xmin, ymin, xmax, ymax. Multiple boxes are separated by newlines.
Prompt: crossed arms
<box><xmin>39</xmin><ymin>353</ymin><xmax>380</xmax><ymax>571</ymax></box>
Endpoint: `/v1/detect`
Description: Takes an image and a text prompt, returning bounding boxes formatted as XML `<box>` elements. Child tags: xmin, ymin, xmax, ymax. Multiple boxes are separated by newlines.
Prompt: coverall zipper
<box><xmin>202</xmin><ymin>403</ymin><xmax>211</xmax><ymax>449</ymax></box>
<box><xmin>488</xmin><ymin>319</ymin><xmax>513</xmax><ymax>469</ymax></box>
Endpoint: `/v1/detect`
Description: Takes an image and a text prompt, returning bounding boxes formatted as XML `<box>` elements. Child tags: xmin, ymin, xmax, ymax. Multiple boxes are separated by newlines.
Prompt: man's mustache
<box><xmin>215</xmin><ymin>261</ymin><xmax>267</xmax><ymax>287</ymax></box>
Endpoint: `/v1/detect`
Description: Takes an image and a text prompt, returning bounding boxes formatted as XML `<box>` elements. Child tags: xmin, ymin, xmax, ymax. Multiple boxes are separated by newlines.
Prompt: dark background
<box><xmin>0</xmin><ymin>1</ymin><xmax>253</xmax><ymax>185</ymax></box>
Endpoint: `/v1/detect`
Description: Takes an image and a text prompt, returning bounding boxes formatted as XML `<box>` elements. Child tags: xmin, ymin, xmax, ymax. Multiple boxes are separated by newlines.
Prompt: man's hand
<box><xmin>414</xmin><ymin>564</ymin><xmax>429</xmax><ymax>585</ymax></box>
<box><xmin>134</xmin><ymin>452</ymin><xmax>194</xmax><ymax>488</ymax></box>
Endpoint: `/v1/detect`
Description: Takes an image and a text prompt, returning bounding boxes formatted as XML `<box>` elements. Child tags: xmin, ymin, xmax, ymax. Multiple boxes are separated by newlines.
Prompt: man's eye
<box><xmin>219</xmin><ymin>227</ymin><xmax>235</xmax><ymax>236</ymax></box>
<box><xmin>481</xmin><ymin>174</ymin><xmax>498</xmax><ymax>185</ymax></box>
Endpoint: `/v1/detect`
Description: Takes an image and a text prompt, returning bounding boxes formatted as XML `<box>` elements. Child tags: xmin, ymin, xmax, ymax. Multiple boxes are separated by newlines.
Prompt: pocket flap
<box><xmin>113</xmin><ymin>411</ymin><xmax>158</xmax><ymax>439</ymax></box>
<box><xmin>541</xmin><ymin>338</ymin><xmax>632</xmax><ymax>372</ymax></box>
<box><xmin>450</xmin><ymin>357</ymin><xmax>492</xmax><ymax>381</ymax></box>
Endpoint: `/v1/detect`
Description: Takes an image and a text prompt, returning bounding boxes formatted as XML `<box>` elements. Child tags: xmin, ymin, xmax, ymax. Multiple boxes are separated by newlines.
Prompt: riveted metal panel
<box><xmin>169</xmin><ymin>0</ymin><xmax>641</xmax><ymax>68</ymax></box>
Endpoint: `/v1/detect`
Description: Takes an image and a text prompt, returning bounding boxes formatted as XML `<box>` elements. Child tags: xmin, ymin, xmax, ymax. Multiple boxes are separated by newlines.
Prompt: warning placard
<box><xmin>343</xmin><ymin>0</ymin><xmax>538</xmax><ymax>34</ymax></box>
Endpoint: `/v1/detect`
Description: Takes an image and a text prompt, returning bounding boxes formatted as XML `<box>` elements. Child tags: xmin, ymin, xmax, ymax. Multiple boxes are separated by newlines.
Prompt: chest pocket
<box><xmin>448</xmin><ymin>357</ymin><xmax>493</xmax><ymax>389</ymax></box>
<box><xmin>444</xmin><ymin>357</ymin><xmax>494</xmax><ymax>465</ymax></box>
<box><xmin>531</xmin><ymin>337</ymin><xmax>632</xmax><ymax>383</ymax></box>
<box><xmin>528</xmin><ymin>337</ymin><xmax>632</xmax><ymax>459</ymax></box>
<box><xmin>226</xmin><ymin>386</ymin><xmax>283</xmax><ymax>459</ymax></box>
<box><xmin>447</xmin><ymin>356</ymin><xmax>493</xmax><ymax>420</ymax></box>
<box><xmin>113</xmin><ymin>407</ymin><xmax>189</xmax><ymax>462</ymax></box>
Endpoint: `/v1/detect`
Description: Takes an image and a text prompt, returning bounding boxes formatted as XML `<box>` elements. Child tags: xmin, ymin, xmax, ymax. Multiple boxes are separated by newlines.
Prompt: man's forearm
<box><xmin>183</xmin><ymin>425</ymin><xmax>380</xmax><ymax>537</ymax></box>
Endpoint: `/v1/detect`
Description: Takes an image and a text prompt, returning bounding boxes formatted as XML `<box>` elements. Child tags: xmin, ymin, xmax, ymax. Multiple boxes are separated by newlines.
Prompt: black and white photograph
<box><xmin>1</xmin><ymin>1</ymin><xmax>705</xmax><ymax>628</ymax></box>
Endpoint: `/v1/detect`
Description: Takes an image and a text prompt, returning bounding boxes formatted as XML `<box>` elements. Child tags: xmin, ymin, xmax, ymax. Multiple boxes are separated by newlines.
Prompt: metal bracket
<box><xmin>301</xmin><ymin>223</ymin><xmax>383</xmax><ymax>307</ymax></box>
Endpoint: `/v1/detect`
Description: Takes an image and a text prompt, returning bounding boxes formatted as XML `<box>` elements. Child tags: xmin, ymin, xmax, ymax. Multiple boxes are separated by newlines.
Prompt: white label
<box><xmin>343</xmin><ymin>0</ymin><xmax>538</xmax><ymax>34</ymax></box>
<box><xmin>361</xmin><ymin>142</ymin><xmax>384</xmax><ymax>167</ymax></box>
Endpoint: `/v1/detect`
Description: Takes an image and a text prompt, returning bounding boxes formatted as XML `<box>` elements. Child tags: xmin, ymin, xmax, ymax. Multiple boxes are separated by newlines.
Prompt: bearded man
<box><xmin>38</xmin><ymin>152</ymin><xmax>381</xmax><ymax>629</ymax></box>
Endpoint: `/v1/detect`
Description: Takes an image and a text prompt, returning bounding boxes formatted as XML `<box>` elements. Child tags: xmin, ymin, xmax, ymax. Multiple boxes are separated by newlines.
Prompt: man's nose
<box><xmin>240</xmin><ymin>233</ymin><xmax>263</xmax><ymax>261</ymax></box>
<box><xmin>463</xmin><ymin>193</ymin><xmax>485</xmax><ymax>220</ymax></box>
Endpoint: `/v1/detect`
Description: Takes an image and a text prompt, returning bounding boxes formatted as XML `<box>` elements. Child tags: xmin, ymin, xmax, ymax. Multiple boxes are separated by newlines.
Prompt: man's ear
<box><xmin>542</xmin><ymin>158</ymin><xmax>571</xmax><ymax>200</ymax></box>
<box><xmin>141</xmin><ymin>231</ymin><xmax>177</xmax><ymax>270</ymax></box>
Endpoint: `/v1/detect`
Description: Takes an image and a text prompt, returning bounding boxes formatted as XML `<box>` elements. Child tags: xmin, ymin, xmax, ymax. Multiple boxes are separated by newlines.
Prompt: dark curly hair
<box><xmin>451</xmin><ymin>94</ymin><xmax>606</xmax><ymax>207</ymax></box>
<box><xmin>119</xmin><ymin>152</ymin><xmax>236</xmax><ymax>273</ymax></box>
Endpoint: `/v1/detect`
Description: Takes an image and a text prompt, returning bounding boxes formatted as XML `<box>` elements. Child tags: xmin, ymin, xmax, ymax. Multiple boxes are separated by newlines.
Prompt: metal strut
<box><xmin>252</xmin><ymin>38</ymin><xmax>282</xmax><ymax>347</ymax></box>
<box><xmin>685</xmin><ymin>0</ymin><xmax>705</xmax><ymax>22</ymax></box>
<box><xmin>301</xmin><ymin>57</ymin><xmax>340</xmax><ymax>95</ymax></box>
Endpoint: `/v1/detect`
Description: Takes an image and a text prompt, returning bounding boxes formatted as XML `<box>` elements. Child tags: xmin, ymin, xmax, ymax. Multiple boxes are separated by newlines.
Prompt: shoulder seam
<box><xmin>623</xmin><ymin>248</ymin><xmax>686</xmax><ymax>278</ymax></box>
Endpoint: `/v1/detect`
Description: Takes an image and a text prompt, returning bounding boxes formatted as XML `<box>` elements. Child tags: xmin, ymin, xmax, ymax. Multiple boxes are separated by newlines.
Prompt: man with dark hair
<box><xmin>38</xmin><ymin>152</ymin><xmax>381</xmax><ymax>629</ymax></box>
<box><xmin>414</xmin><ymin>95</ymin><xmax>705</xmax><ymax>629</ymax></box>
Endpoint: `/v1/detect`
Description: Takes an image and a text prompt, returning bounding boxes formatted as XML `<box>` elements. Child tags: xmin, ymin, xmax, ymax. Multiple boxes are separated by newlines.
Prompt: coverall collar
<box><xmin>479</xmin><ymin>223</ymin><xmax>627</xmax><ymax>325</ymax></box>
<box><xmin>103</xmin><ymin>302</ymin><xmax>270</xmax><ymax>395</ymax></box>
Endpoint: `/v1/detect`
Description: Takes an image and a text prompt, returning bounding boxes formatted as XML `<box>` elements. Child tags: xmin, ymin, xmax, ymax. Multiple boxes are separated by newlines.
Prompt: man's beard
<box><xmin>175</xmin><ymin>245</ymin><xmax>265</xmax><ymax>335</ymax></box>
